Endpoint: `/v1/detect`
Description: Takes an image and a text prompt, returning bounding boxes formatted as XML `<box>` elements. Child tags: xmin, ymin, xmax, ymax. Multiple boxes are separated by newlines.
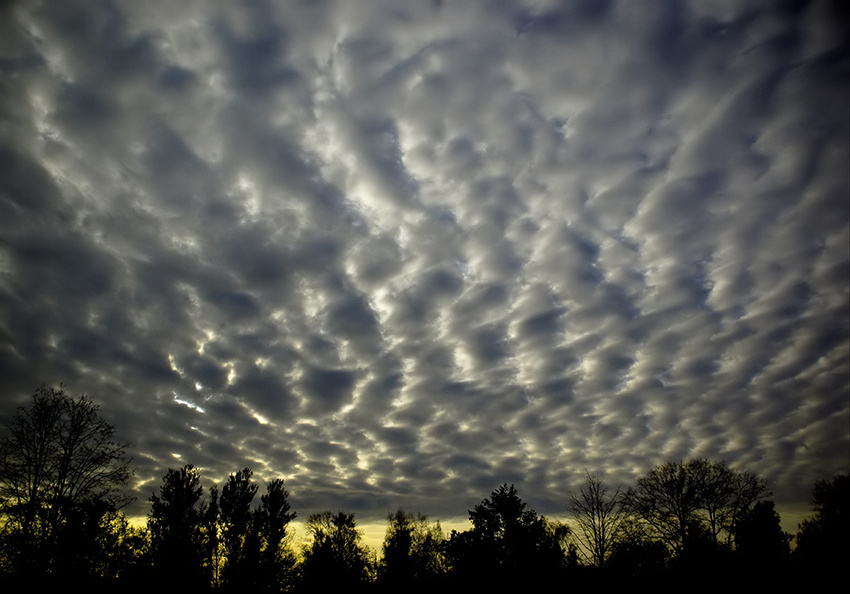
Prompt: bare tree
<box><xmin>622</xmin><ymin>459</ymin><xmax>769</xmax><ymax>556</ymax></box>
<box><xmin>0</xmin><ymin>385</ymin><xmax>132</xmax><ymax>573</ymax></box>
<box><xmin>726</xmin><ymin>468</ymin><xmax>771</xmax><ymax>543</ymax></box>
<box><xmin>623</xmin><ymin>460</ymin><xmax>704</xmax><ymax>555</ymax></box>
<box><xmin>569</xmin><ymin>471</ymin><xmax>624</xmax><ymax>568</ymax></box>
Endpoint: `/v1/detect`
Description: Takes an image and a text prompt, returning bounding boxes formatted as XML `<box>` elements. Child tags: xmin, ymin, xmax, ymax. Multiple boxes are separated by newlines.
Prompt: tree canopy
<box><xmin>622</xmin><ymin>458</ymin><xmax>769</xmax><ymax>558</ymax></box>
<box><xmin>148</xmin><ymin>464</ymin><xmax>213</xmax><ymax>588</ymax></box>
<box><xmin>300</xmin><ymin>510</ymin><xmax>374</xmax><ymax>590</ymax></box>
<box><xmin>447</xmin><ymin>483</ymin><xmax>570</xmax><ymax>587</ymax></box>
<box><xmin>380</xmin><ymin>508</ymin><xmax>447</xmax><ymax>587</ymax></box>
<box><xmin>794</xmin><ymin>474</ymin><xmax>849</xmax><ymax>576</ymax></box>
<box><xmin>0</xmin><ymin>385</ymin><xmax>132</xmax><ymax>576</ymax></box>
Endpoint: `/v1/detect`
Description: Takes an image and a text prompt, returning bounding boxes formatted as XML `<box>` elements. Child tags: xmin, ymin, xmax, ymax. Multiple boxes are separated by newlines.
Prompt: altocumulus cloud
<box><xmin>0</xmin><ymin>0</ymin><xmax>847</xmax><ymax>523</ymax></box>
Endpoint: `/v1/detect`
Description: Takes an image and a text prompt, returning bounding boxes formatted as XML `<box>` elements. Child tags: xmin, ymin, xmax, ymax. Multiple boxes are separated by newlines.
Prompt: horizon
<box><xmin>121</xmin><ymin>463</ymin><xmax>814</xmax><ymax>554</ymax></box>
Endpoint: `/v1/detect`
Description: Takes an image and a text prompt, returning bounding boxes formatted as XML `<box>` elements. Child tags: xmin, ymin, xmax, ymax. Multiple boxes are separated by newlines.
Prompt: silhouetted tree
<box><xmin>446</xmin><ymin>484</ymin><xmax>570</xmax><ymax>587</ymax></box>
<box><xmin>256</xmin><ymin>478</ymin><xmax>297</xmax><ymax>591</ymax></box>
<box><xmin>219</xmin><ymin>467</ymin><xmax>259</xmax><ymax>588</ymax></box>
<box><xmin>693</xmin><ymin>459</ymin><xmax>768</xmax><ymax>544</ymax></box>
<box><xmin>733</xmin><ymin>500</ymin><xmax>790</xmax><ymax>570</ymax></box>
<box><xmin>205</xmin><ymin>484</ymin><xmax>221</xmax><ymax>587</ymax></box>
<box><xmin>92</xmin><ymin>509</ymin><xmax>151</xmax><ymax>584</ymax></box>
<box><xmin>569</xmin><ymin>471</ymin><xmax>623</xmax><ymax>568</ymax></box>
<box><xmin>795</xmin><ymin>474</ymin><xmax>849</xmax><ymax>576</ymax></box>
<box><xmin>606</xmin><ymin>517</ymin><xmax>668</xmax><ymax>581</ymax></box>
<box><xmin>623</xmin><ymin>460</ymin><xmax>704</xmax><ymax>557</ymax></box>
<box><xmin>299</xmin><ymin>511</ymin><xmax>374</xmax><ymax>591</ymax></box>
<box><xmin>0</xmin><ymin>385</ymin><xmax>132</xmax><ymax>577</ymax></box>
<box><xmin>147</xmin><ymin>464</ymin><xmax>212</xmax><ymax>589</ymax></box>
<box><xmin>623</xmin><ymin>459</ymin><xmax>768</xmax><ymax>559</ymax></box>
<box><xmin>51</xmin><ymin>497</ymin><xmax>115</xmax><ymax>578</ymax></box>
<box><xmin>380</xmin><ymin>509</ymin><xmax>447</xmax><ymax>587</ymax></box>
<box><xmin>47</xmin><ymin>501</ymin><xmax>151</xmax><ymax>587</ymax></box>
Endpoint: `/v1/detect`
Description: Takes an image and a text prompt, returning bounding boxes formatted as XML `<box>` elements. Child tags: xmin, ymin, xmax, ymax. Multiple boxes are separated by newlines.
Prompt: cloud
<box><xmin>0</xmin><ymin>0</ymin><xmax>847</xmax><ymax>524</ymax></box>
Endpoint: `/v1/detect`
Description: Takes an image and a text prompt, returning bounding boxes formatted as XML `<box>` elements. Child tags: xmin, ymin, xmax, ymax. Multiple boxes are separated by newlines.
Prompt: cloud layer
<box><xmin>1</xmin><ymin>0</ymin><xmax>847</xmax><ymax>521</ymax></box>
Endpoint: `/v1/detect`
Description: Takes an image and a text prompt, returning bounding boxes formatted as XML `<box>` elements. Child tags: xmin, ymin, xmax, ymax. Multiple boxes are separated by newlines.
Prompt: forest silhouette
<box><xmin>1</xmin><ymin>386</ymin><xmax>847</xmax><ymax>592</ymax></box>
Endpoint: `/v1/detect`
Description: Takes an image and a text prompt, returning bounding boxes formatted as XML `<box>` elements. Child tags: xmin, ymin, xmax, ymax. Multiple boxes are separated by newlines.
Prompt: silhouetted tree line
<box><xmin>1</xmin><ymin>387</ymin><xmax>848</xmax><ymax>592</ymax></box>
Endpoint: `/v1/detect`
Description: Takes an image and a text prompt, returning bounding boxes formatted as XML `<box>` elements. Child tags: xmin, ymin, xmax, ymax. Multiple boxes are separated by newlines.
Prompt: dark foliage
<box><xmin>219</xmin><ymin>467</ymin><xmax>259</xmax><ymax>587</ymax></box>
<box><xmin>606</xmin><ymin>520</ymin><xmax>668</xmax><ymax>582</ymax></box>
<box><xmin>379</xmin><ymin>508</ymin><xmax>447</xmax><ymax>589</ymax></box>
<box><xmin>446</xmin><ymin>483</ymin><xmax>570</xmax><ymax>589</ymax></box>
<box><xmin>298</xmin><ymin>511</ymin><xmax>374</xmax><ymax>592</ymax></box>
<box><xmin>148</xmin><ymin>464</ymin><xmax>214</xmax><ymax>589</ymax></box>
<box><xmin>732</xmin><ymin>500</ymin><xmax>791</xmax><ymax>574</ymax></box>
<box><xmin>148</xmin><ymin>464</ymin><xmax>297</xmax><ymax>592</ymax></box>
<box><xmin>255</xmin><ymin>478</ymin><xmax>297</xmax><ymax>591</ymax></box>
<box><xmin>794</xmin><ymin>474</ymin><xmax>849</xmax><ymax>577</ymax></box>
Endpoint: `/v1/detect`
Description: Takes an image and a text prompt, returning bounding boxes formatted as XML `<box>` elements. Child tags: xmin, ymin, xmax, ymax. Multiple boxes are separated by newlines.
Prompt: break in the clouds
<box><xmin>0</xmin><ymin>0</ymin><xmax>847</xmax><ymax>522</ymax></box>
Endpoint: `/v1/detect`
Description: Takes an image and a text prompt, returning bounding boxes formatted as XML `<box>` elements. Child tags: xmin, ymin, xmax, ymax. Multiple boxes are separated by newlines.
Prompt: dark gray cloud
<box><xmin>0</xmin><ymin>0</ymin><xmax>847</xmax><ymax>528</ymax></box>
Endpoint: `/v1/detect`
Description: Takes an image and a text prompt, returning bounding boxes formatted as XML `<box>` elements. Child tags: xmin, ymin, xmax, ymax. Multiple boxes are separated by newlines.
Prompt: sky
<box><xmin>0</xmin><ymin>0</ymin><xmax>848</xmax><ymax>542</ymax></box>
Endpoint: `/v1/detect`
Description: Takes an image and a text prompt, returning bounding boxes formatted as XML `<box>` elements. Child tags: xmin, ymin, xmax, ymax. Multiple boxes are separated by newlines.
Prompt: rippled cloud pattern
<box><xmin>0</xmin><ymin>0</ymin><xmax>847</xmax><ymax>520</ymax></box>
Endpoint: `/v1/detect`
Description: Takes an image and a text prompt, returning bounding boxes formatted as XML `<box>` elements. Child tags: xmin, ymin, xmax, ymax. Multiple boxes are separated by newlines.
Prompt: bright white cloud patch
<box><xmin>0</xmin><ymin>0</ymin><xmax>847</xmax><ymax>521</ymax></box>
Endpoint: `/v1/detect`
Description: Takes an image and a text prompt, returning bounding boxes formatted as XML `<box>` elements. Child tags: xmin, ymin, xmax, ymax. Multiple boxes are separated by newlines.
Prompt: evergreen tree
<box><xmin>147</xmin><ymin>465</ymin><xmax>211</xmax><ymax>589</ymax></box>
<box><xmin>256</xmin><ymin>478</ymin><xmax>296</xmax><ymax>591</ymax></box>
<box><xmin>447</xmin><ymin>484</ymin><xmax>569</xmax><ymax>587</ymax></box>
<box><xmin>219</xmin><ymin>468</ymin><xmax>259</xmax><ymax>588</ymax></box>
